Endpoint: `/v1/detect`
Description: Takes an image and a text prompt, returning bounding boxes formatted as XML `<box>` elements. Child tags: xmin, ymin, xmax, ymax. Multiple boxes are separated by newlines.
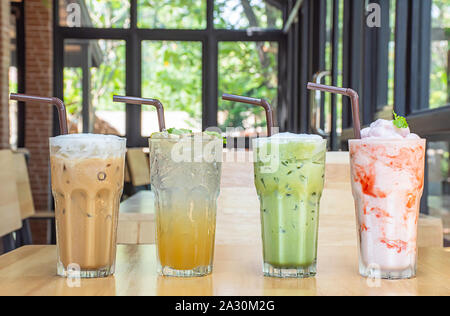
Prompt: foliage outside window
<box><xmin>59</xmin><ymin>0</ymin><xmax>130</xmax><ymax>28</ymax></box>
<box><xmin>138</xmin><ymin>0</ymin><xmax>206</xmax><ymax>29</ymax></box>
<box><xmin>64</xmin><ymin>40</ymin><xmax>126</xmax><ymax>135</ymax></box>
<box><xmin>430</xmin><ymin>0</ymin><xmax>449</xmax><ymax>109</ymax></box>
<box><xmin>214</xmin><ymin>0</ymin><xmax>283</xmax><ymax>30</ymax></box>
<box><xmin>141</xmin><ymin>41</ymin><xmax>203</xmax><ymax>136</ymax></box>
<box><xmin>218</xmin><ymin>41</ymin><xmax>278</xmax><ymax>135</ymax></box>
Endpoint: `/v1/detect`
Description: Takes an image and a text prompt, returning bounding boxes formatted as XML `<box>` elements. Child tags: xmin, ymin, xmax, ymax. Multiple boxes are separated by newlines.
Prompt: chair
<box><xmin>125</xmin><ymin>148</ymin><xmax>151</xmax><ymax>195</ymax></box>
<box><xmin>13</xmin><ymin>152</ymin><xmax>35</xmax><ymax>246</ymax></box>
<box><xmin>12</xmin><ymin>152</ymin><xmax>55</xmax><ymax>247</ymax></box>
<box><xmin>0</xmin><ymin>150</ymin><xmax>23</xmax><ymax>253</ymax></box>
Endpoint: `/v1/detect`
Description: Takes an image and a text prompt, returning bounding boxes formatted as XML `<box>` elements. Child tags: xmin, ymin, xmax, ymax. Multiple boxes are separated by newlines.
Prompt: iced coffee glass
<box><xmin>50</xmin><ymin>134</ymin><xmax>126</xmax><ymax>278</ymax></box>
<box><xmin>254</xmin><ymin>133</ymin><xmax>327</xmax><ymax>278</ymax></box>
<box><xmin>349</xmin><ymin>138</ymin><xmax>426</xmax><ymax>279</ymax></box>
<box><xmin>150</xmin><ymin>133</ymin><xmax>222</xmax><ymax>277</ymax></box>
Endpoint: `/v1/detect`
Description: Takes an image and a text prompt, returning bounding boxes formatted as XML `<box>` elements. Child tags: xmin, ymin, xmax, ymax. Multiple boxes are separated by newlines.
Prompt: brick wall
<box><xmin>0</xmin><ymin>1</ymin><xmax>10</xmax><ymax>149</ymax></box>
<box><xmin>25</xmin><ymin>0</ymin><xmax>54</xmax><ymax>243</ymax></box>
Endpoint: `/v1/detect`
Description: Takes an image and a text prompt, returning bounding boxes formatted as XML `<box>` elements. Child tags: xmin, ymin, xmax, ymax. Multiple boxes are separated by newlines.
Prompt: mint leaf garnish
<box><xmin>393</xmin><ymin>112</ymin><xmax>409</xmax><ymax>129</ymax></box>
<box><xmin>205</xmin><ymin>131</ymin><xmax>227</xmax><ymax>145</ymax></box>
<box><xmin>167</xmin><ymin>128</ymin><xmax>193</xmax><ymax>135</ymax></box>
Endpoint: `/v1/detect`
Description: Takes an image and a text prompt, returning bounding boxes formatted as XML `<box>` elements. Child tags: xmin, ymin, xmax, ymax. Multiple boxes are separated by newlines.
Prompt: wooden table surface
<box><xmin>118</xmin><ymin>191</ymin><xmax>155</xmax><ymax>244</ymax></box>
<box><xmin>120</xmin><ymin>191</ymin><xmax>155</xmax><ymax>215</ymax></box>
<box><xmin>0</xmin><ymin>245</ymin><xmax>448</xmax><ymax>296</ymax></box>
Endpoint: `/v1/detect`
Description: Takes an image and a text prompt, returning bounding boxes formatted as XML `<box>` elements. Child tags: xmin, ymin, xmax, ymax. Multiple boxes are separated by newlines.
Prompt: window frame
<box><xmin>11</xmin><ymin>1</ymin><xmax>25</xmax><ymax>148</ymax></box>
<box><xmin>53</xmin><ymin>0</ymin><xmax>288</xmax><ymax>147</ymax></box>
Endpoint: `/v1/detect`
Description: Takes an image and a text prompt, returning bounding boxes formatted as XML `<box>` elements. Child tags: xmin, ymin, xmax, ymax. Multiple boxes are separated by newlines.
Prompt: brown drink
<box><xmin>50</xmin><ymin>134</ymin><xmax>126</xmax><ymax>278</ymax></box>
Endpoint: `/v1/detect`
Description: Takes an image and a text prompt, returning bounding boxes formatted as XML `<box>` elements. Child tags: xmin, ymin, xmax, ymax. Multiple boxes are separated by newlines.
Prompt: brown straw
<box><xmin>113</xmin><ymin>96</ymin><xmax>166</xmax><ymax>132</ymax></box>
<box><xmin>307</xmin><ymin>83</ymin><xmax>361</xmax><ymax>139</ymax></box>
<box><xmin>10</xmin><ymin>93</ymin><xmax>68</xmax><ymax>135</ymax></box>
<box><xmin>222</xmin><ymin>94</ymin><xmax>275</xmax><ymax>137</ymax></box>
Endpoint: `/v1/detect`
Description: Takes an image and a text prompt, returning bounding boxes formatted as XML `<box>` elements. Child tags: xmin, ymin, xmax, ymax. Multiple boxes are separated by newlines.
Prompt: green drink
<box><xmin>253</xmin><ymin>133</ymin><xmax>326</xmax><ymax>278</ymax></box>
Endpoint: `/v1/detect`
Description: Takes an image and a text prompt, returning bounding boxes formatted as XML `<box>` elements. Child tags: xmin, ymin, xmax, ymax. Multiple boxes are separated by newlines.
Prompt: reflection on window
<box><xmin>63</xmin><ymin>40</ymin><xmax>126</xmax><ymax>135</ymax></box>
<box><xmin>138</xmin><ymin>0</ymin><xmax>206</xmax><ymax>29</ymax></box>
<box><xmin>141</xmin><ymin>41</ymin><xmax>202</xmax><ymax>136</ymax></box>
<box><xmin>430</xmin><ymin>0</ymin><xmax>449</xmax><ymax>109</ymax></box>
<box><xmin>427</xmin><ymin>142</ymin><xmax>450</xmax><ymax>247</ymax></box>
<box><xmin>214</xmin><ymin>0</ymin><xmax>283</xmax><ymax>30</ymax></box>
<box><xmin>59</xmin><ymin>0</ymin><xmax>130</xmax><ymax>28</ymax></box>
<box><xmin>218</xmin><ymin>41</ymin><xmax>278</xmax><ymax>137</ymax></box>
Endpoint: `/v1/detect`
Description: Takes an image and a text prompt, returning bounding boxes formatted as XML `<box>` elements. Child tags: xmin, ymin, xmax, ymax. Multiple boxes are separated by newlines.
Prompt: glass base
<box><xmin>359</xmin><ymin>262</ymin><xmax>416</xmax><ymax>280</ymax></box>
<box><xmin>158</xmin><ymin>265</ymin><xmax>213</xmax><ymax>277</ymax></box>
<box><xmin>57</xmin><ymin>262</ymin><xmax>115</xmax><ymax>278</ymax></box>
<box><xmin>263</xmin><ymin>262</ymin><xmax>317</xmax><ymax>279</ymax></box>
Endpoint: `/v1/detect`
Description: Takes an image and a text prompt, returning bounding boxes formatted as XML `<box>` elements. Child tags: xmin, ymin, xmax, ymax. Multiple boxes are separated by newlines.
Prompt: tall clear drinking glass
<box><xmin>50</xmin><ymin>134</ymin><xmax>126</xmax><ymax>278</ymax></box>
<box><xmin>253</xmin><ymin>135</ymin><xmax>327</xmax><ymax>278</ymax></box>
<box><xmin>150</xmin><ymin>136</ymin><xmax>222</xmax><ymax>277</ymax></box>
<box><xmin>349</xmin><ymin>139</ymin><xmax>426</xmax><ymax>279</ymax></box>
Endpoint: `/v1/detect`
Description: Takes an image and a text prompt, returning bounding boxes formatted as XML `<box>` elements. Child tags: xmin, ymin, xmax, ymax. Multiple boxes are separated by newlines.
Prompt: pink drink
<box><xmin>349</xmin><ymin>120</ymin><xmax>426</xmax><ymax>279</ymax></box>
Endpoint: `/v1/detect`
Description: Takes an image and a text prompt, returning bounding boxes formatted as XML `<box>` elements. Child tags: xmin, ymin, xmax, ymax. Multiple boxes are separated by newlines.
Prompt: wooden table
<box><xmin>0</xmin><ymin>245</ymin><xmax>448</xmax><ymax>296</ymax></box>
<box><xmin>118</xmin><ymin>191</ymin><xmax>155</xmax><ymax>244</ymax></box>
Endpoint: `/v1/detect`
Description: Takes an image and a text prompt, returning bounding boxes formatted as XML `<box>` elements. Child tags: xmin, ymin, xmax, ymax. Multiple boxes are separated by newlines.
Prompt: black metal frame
<box><xmin>11</xmin><ymin>1</ymin><xmax>26</xmax><ymax>148</ymax></box>
<box><xmin>53</xmin><ymin>0</ymin><xmax>288</xmax><ymax>147</ymax></box>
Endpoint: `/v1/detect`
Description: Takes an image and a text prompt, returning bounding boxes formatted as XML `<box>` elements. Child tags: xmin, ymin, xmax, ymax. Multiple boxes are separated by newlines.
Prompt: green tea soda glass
<box><xmin>221</xmin><ymin>93</ymin><xmax>326</xmax><ymax>278</ymax></box>
<box><xmin>254</xmin><ymin>134</ymin><xmax>326</xmax><ymax>278</ymax></box>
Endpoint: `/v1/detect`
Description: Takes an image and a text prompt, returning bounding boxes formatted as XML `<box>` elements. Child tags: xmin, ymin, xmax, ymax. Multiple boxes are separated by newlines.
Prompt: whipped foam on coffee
<box><xmin>50</xmin><ymin>134</ymin><xmax>126</xmax><ymax>159</ymax></box>
<box><xmin>360</xmin><ymin>119</ymin><xmax>420</xmax><ymax>140</ymax></box>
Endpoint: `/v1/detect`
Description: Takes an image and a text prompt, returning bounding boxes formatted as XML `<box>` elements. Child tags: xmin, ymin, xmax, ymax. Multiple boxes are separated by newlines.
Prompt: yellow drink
<box><xmin>150</xmin><ymin>133</ymin><xmax>222</xmax><ymax>277</ymax></box>
<box><xmin>157</xmin><ymin>207</ymin><xmax>216</xmax><ymax>270</ymax></box>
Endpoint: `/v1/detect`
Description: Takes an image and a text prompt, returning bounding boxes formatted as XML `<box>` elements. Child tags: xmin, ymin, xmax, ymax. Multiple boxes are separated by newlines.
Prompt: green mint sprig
<box><xmin>167</xmin><ymin>128</ymin><xmax>193</xmax><ymax>135</ymax></box>
<box><xmin>205</xmin><ymin>131</ymin><xmax>227</xmax><ymax>145</ymax></box>
<box><xmin>393</xmin><ymin>112</ymin><xmax>409</xmax><ymax>129</ymax></box>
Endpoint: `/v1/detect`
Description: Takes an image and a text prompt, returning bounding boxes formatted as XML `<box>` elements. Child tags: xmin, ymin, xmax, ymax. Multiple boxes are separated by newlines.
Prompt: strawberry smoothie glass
<box><xmin>349</xmin><ymin>137</ymin><xmax>426</xmax><ymax>279</ymax></box>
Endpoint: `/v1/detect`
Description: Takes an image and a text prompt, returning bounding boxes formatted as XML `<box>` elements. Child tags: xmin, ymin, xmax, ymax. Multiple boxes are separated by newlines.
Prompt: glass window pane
<box><xmin>59</xmin><ymin>0</ymin><xmax>130</xmax><ymax>28</ymax></box>
<box><xmin>427</xmin><ymin>142</ymin><xmax>450</xmax><ymax>247</ymax></box>
<box><xmin>387</xmin><ymin>0</ymin><xmax>396</xmax><ymax>108</ymax></box>
<box><xmin>324</xmin><ymin>0</ymin><xmax>344</xmax><ymax>136</ymax></box>
<box><xmin>218</xmin><ymin>41</ymin><xmax>278</xmax><ymax>137</ymax></box>
<box><xmin>141</xmin><ymin>41</ymin><xmax>203</xmax><ymax>136</ymax></box>
<box><xmin>138</xmin><ymin>0</ymin><xmax>206</xmax><ymax>29</ymax></box>
<box><xmin>429</xmin><ymin>0</ymin><xmax>449</xmax><ymax>109</ymax></box>
<box><xmin>214</xmin><ymin>0</ymin><xmax>283</xmax><ymax>30</ymax></box>
<box><xmin>9</xmin><ymin>67</ymin><xmax>18</xmax><ymax>149</ymax></box>
<box><xmin>63</xmin><ymin>40</ymin><xmax>126</xmax><ymax>135</ymax></box>
<box><xmin>9</xmin><ymin>13</ymin><xmax>18</xmax><ymax>148</ymax></box>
